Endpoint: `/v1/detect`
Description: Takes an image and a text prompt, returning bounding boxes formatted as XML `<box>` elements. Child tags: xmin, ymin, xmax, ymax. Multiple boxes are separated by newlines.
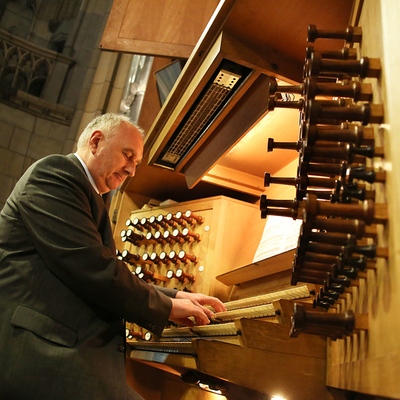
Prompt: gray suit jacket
<box><xmin>0</xmin><ymin>154</ymin><xmax>174</xmax><ymax>399</ymax></box>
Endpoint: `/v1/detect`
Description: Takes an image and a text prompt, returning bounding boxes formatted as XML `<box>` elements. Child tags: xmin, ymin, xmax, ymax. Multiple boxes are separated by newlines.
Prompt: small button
<box><xmin>116</xmin><ymin>344</ymin><xmax>125</xmax><ymax>352</ymax></box>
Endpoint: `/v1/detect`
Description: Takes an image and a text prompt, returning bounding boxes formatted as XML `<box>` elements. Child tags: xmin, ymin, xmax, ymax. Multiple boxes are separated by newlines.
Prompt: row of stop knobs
<box><xmin>117</xmin><ymin>248</ymin><xmax>196</xmax><ymax>281</ymax></box>
<box><xmin>117</xmin><ymin>209</ymin><xmax>204</xmax><ymax>284</ymax></box>
<box><xmin>126</xmin><ymin>210</ymin><xmax>204</xmax><ymax>232</ymax></box>
<box><xmin>135</xmin><ymin>264</ymin><xmax>195</xmax><ymax>283</ymax></box>
<box><xmin>121</xmin><ymin>226</ymin><xmax>201</xmax><ymax>246</ymax></box>
<box><xmin>121</xmin><ymin>210</ymin><xmax>203</xmax><ymax>246</ymax></box>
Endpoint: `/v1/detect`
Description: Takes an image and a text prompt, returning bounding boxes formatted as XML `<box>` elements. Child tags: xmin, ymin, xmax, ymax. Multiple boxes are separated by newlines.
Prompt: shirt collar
<box><xmin>73</xmin><ymin>153</ymin><xmax>100</xmax><ymax>194</ymax></box>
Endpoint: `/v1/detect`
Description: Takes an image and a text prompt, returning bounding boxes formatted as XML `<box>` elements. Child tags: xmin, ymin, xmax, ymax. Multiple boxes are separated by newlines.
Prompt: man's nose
<box><xmin>125</xmin><ymin>163</ymin><xmax>136</xmax><ymax>177</ymax></box>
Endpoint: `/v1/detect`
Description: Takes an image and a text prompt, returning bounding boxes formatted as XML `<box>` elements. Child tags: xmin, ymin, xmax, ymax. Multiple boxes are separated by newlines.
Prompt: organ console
<box><xmin>114</xmin><ymin>196</ymin><xmax>267</xmax><ymax>300</ymax></box>
<box><xmin>106</xmin><ymin>1</ymin><xmax>397</xmax><ymax>398</ymax></box>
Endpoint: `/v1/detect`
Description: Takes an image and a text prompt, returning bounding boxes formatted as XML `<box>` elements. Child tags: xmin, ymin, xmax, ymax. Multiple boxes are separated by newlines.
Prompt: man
<box><xmin>0</xmin><ymin>113</ymin><xmax>226</xmax><ymax>399</ymax></box>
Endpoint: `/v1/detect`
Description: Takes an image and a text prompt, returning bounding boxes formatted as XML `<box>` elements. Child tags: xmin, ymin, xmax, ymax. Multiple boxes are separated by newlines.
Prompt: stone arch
<box><xmin>1</xmin><ymin>65</ymin><xmax>28</xmax><ymax>91</ymax></box>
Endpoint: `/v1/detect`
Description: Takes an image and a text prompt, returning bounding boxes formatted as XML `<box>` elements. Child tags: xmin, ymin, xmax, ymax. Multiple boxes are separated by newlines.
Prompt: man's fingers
<box><xmin>174</xmin><ymin>291</ymin><xmax>227</xmax><ymax>313</ymax></box>
<box><xmin>200</xmin><ymin>305</ymin><xmax>215</xmax><ymax>319</ymax></box>
<box><xmin>207</xmin><ymin>298</ymin><xmax>227</xmax><ymax>313</ymax></box>
<box><xmin>198</xmin><ymin>298</ymin><xmax>226</xmax><ymax>313</ymax></box>
<box><xmin>196</xmin><ymin>296</ymin><xmax>227</xmax><ymax>313</ymax></box>
<box><xmin>192</xmin><ymin>307</ymin><xmax>210</xmax><ymax>325</ymax></box>
<box><xmin>191</xmin><ymin>300</ymin><xmax>215</xmax><ymax>319</ymax></box>
<box><xmin>194</xmin><ymin>314</ymin><xmax>209</xmax><ymax>326</ymax></box>
<box><xmin>169</xmin><ymin>298</ymin><xmax>210</xmax><ymax>326</ymax></box>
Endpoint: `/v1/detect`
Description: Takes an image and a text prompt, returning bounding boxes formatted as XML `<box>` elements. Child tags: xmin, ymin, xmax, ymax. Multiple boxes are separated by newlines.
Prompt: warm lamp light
<box><xmin>198</xmin><ymin>382</ymin><xmax>224</xmax><ymax>395</ymax></box>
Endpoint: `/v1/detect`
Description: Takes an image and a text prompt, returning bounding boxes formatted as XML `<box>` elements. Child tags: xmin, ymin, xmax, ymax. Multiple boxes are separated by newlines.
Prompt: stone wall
<box><xmin>0</xmin><ymin>0</ymin><xmax>116</xmax><ymax>209</ymax></box>
<box><xmin>0</xmin><ymin>104</ymin><xmax>70</xmax><ymax>207</ymax></box>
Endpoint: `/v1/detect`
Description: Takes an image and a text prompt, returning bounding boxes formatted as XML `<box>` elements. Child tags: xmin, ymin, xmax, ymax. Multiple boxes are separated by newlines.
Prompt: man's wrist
<box><xmin>175</xmin><ymin>291</ymin><xmax>187</xmax><ymax>299</ymax></box>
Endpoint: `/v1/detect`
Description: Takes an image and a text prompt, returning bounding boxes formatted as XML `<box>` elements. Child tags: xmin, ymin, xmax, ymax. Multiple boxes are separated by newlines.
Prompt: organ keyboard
<box><xmin>126</xmin><ymin>292</ymin><xmax>327</xmax><ymax>400</ymax></box>
<box><xmin>126</xmin><ymin>285</ymin><xmax>312</xmax><ymax>361</ymax></box>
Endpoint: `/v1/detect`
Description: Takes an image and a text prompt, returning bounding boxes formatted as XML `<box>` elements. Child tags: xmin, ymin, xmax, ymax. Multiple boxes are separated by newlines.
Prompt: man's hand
<box><xmin>169</xmin><ymin>292</ymin><xmax>227</xmax><ymax>327</ymax></box>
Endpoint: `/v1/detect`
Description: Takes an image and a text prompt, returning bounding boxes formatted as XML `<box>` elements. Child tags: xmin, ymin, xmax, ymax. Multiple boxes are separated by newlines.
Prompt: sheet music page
<box><xmin>253</xmin><ymin>215</ymin><xmax>302</xmax><ymax>263</ymax></box>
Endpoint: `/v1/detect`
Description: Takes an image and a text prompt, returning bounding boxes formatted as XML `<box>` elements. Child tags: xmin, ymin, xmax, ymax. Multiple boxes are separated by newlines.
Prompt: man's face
<box><xmin>88</xmin><ymin>122</ymin><xmax>143</xmax><ymax>194</ymax></box>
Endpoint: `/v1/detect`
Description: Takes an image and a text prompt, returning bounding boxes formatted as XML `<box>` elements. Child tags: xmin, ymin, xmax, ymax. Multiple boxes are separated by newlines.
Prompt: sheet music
<box><xmin>253</xmin><ymin>215</ymin><xmax>302</xmax><ymax>263</ymax></box>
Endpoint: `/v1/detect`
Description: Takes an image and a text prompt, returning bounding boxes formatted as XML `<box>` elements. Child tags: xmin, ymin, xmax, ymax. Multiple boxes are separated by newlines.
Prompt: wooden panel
<box><xmin>201</xmin><ymin>164</ymin><xmax>265</xmax><ymax>196</ymax></box>
<box><xmin>119</xmin><ymin>1</ymin><xmax>218</xmax><ymax>46</ymax></box>
<box><xmin>109</xmin><ymin>190</ymin><xmax>149</xmax><ymax>250</ymax></box>
<box><xmin>127</xmin><ymin>349</ymin><xmax>197</xmax><ymax>370</ymax></box>
<box><xmin>194</xmin><ymin>339</ymin><xmax>332</xmax><ymax>400</ymax></box>
<box><xmin>100</xmin><ymin>0</ymin><xmax>220</xmax><ymax>58</ymax></box>
<box><xmin>232</xmin><ymin>269</ymin><xmax>294</xmax><ymax>300</ymax></box>
<box><xmin>216</xmin><ymin>249</ymin><xmax>295</xmax><ymax>286</ymax></box>
<box><xmin>236</xmin><ymin>318</ymin><xmax>327</xmax><ymax>358</ymax></box>
<box><xmin>120</xmin><ymin>151</ymin><xmax>260</xmax><ymax>204</ymax></box>
<box><xmin>224</xmin><ymin>0</ymin><xmax>355</xmax><ymax>63</ymax></box>
<box><xmin>126</xmin><ymin>357</ymin><xmax>267</xmax><ymax>400</ymax></box>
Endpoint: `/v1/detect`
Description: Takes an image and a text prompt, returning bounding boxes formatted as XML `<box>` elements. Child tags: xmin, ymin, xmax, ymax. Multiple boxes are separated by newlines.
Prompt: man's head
<box><xmin>76</xmin><ymin>113</ymin><xmax>144</xmax><ymax>194</ymax></box>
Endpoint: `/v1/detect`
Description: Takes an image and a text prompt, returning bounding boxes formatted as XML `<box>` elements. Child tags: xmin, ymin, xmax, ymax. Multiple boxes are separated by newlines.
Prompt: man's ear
<box><xmin>88</xmin><ymin>131</ymin><xmax>103</xmax><ymax>154</ymax></box>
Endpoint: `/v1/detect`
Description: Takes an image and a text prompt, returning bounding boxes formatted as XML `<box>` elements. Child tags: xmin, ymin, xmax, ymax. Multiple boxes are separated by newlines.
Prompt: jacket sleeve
<box><xmin>17</xmin><ymin>155</ymin><xmax>172</xmax><ymax>336</ymax></box>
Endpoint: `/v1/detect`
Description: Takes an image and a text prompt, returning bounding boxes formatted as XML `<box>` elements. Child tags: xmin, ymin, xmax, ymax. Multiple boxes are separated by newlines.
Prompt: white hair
<box><xmin>77</xmin><ymin>113</ymin><xmax>144</xmax><ymax>150</ymax></box>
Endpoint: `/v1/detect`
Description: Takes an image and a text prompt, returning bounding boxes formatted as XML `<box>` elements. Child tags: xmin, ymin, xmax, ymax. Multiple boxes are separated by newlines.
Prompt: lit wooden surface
<box><xmin>216</xmin><ymin>249</ymin><xmax>295</xmax><ymax>286</ymax></box>
<box><xmin>235</xmin><ymin>318</ymin><xmax>326</xmax><ymax>358</ymax></box>
<box><xmin>100</xmin><ymin>0</ymin><xmax>220</xmax><ymax>58</ymax></box>
<box><xmin>194</xmin><ymin>339</ymin><xmax>332</xmax><ymax>400</ymax></box>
